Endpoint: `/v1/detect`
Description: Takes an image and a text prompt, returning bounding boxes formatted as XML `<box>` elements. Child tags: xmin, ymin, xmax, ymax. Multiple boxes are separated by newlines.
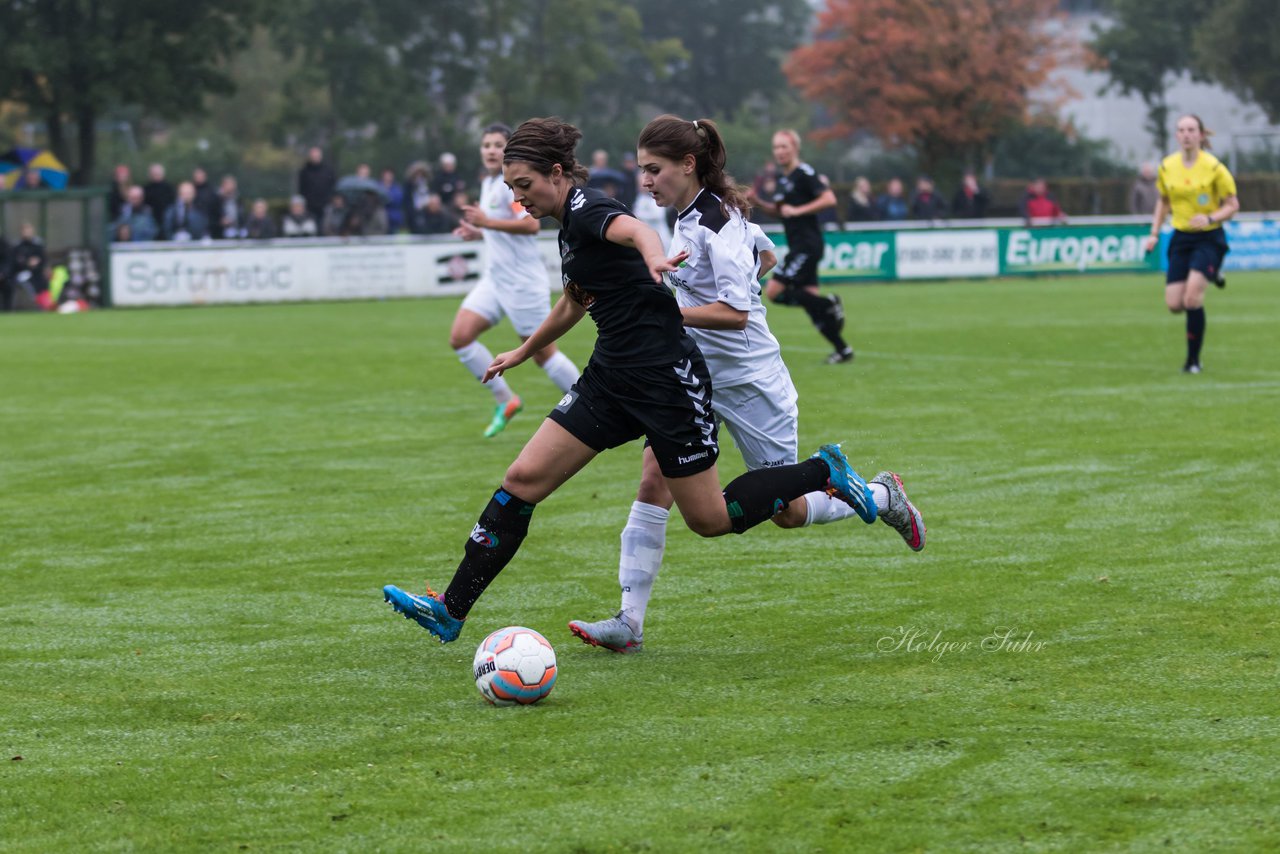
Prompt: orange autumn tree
<box><xmin>785</xmin><ymin>0</ymin><xmax>1069</xmax><ymax>173</ymax></box>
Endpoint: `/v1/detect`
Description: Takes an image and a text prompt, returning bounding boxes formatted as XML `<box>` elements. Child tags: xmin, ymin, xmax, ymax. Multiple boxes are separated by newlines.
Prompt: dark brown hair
<box><xmin>638</xmin><ymin>114</ymin><xmax>750</xmax><ymax>217</ymax></box>
<box><xmin>502</xmin><ymin>118</ymin><xmax>589</xmax><ymax>184</ymax></box>
<box><xmin>482</xmin><ymin>122</ymin><xmax>513</xmax><ymax>140</ymax></box>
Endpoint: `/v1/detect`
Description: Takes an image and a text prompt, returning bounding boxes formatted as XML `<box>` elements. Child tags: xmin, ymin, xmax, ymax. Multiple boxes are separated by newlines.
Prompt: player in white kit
<box><xmin>569</xmin><ymin>115</ymin><xmax>926</xmax><ymax>653</ymax></box>
<box><xmin>452</xmin><ymin>123</ymin><xmax>580</xmax><ymax>437</ymax></box>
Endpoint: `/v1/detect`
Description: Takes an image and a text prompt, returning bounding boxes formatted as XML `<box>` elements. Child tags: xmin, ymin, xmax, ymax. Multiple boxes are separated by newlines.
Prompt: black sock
<box><xmin>1186</xmin><ymin>307</ymin><xmax>1205</xmax><ymax>365</ymax></box>
<box><xmin>722</xmin><ymin>458</ymin><xmax>830</xmax><ymax>534</ymax></box>
<box><xmin>444</xmin><ymin>487</ymin><xmax>536</xmax><ymax>618</ymax></box>
<box><xmin>791</xmin><ymin>289</ymin><xmax>849</xmax><ymax>351</ymax></box>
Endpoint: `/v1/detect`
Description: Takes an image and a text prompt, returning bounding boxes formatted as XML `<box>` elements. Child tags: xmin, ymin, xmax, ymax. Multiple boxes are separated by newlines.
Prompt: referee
<box><xmin>751</xmin><ymin>129</ymin><xmax>853</xmax><ymax>364</ymax></box>
<box><xmin>1143</xmin><ymin>114</ymin><xmax>1239</xmax><ymax>374</ymax></box>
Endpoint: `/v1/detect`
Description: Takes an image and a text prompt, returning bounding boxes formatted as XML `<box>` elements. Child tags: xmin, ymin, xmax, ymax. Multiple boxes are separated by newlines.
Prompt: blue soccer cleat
<box><xmin>383</xmin><ymin>584</ymin><xmax>464</xmax><ymax>643</ymax></box>
<box><xmin>811</xmin><ymin>443</ymin><xmax>877</xmax><ymax>524</ymax></box>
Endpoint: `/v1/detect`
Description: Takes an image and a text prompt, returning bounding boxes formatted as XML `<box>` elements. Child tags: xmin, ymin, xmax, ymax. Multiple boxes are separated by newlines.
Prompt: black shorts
<box><xmin>772</xmin><ymin>249</ymin><xmax>820</xmax><ymax>289</ymax></box>
<box><xmin>1167</xmin><ymin>228</ymin><xmax>1228</xmax><ymax>284</ymax></box>
<box><xmin>547</xmin><ymin>352</ymin><xmax>720</xmax><ymax>478</ymax></box>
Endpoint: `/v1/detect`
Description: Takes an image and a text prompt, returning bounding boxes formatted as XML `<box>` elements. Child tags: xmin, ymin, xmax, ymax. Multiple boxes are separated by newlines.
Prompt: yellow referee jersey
<box><xmin>1156</xmin><ymin>150</ymin><xmax>1237</xmax><ymax>231</ymax></box>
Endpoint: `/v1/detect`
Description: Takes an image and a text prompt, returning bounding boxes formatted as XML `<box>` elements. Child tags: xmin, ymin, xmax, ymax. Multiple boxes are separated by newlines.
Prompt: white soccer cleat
<box><xmin>568</xmin><ymin>612</ymin><xmax>643</xmax><ymax>653</ymax></box>
<box><xmin>871</xmin><ymin>471</ymin><xmax>925</xmax><ymax>551</ymax></box>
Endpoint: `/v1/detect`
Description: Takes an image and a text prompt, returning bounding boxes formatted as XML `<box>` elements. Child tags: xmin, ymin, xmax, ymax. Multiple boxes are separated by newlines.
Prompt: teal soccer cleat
<box><xmin>811</xmin><ymin>443</ymin><xmax>876</xmax><ymax>524</ymax></box>
<box><xmin>383</xmin><ymin>584</ymin><xmax>464</xmax><ymax>643</ymax></box>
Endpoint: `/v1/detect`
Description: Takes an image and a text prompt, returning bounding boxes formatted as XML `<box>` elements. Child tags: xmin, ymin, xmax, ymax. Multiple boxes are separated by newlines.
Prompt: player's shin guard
<box><xmin>722</xmin><ymin>459</ymin><xmax>830</xmax><ymax>534</ymax></box>
<box><xmin>618</xmin><ymin>501</ymin><xmax>669</xmax><ymax>634</ymax></box>
<box><xmin>444</xmin><ymin>487</ymin><xmax>536</xmax><ymax>619</ymax></box>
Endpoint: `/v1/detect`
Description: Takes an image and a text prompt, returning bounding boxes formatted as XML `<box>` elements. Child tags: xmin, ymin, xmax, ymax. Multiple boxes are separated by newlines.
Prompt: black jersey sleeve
<box><xmin>567</xmin><ymin>188</ymin><xmax>630</xmax><ymax>242</ymax></box>
<box><xmin>794</xmin><ymin>164</ymin><xmax>826</xmax><ymax>202</ymax></box>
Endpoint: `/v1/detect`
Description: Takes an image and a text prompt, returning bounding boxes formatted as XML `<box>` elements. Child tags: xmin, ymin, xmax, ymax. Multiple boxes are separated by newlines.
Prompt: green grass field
<box><xmin>3</xmin><ymin>272</ymin><xmax>1278</xmax><ymax>852</ymax></box>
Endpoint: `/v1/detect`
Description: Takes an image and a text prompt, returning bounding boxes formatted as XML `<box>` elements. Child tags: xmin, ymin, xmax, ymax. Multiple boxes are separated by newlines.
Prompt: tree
<box><xmin>474</xmin><ymin>0</ymin><xmax>678</xmax><ymax>139</ymax></box>
<box><xmin>1193</xmin><ymin>0</ymin><xmax>1280</xmax><ymax>124</ymax></box>
<box><xmin>631</xmin><ymin>0</ymin><xmax>811</xmax><ymax>119</ymax></box>
<box><xmin>785</xmin><ymin>0</ymin><xmax>1068</xmax><ymax>175</ymax></box>
<box><xmin>1088</xmin><ymin>0</ymin><xmax>1201</xmax><ymax>152</ymax></box>
<box><xmin>267</xmin><ymin>0</ymin><xmax>484</xmax><ymax>154</ymax></box>
<box><xmin>0</xmin><ymin>0</ymin><xmax>263</xmax><ymax>184</ymax></box>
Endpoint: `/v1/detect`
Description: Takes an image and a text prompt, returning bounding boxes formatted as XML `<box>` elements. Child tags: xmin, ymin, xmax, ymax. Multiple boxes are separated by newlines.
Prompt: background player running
<box><xmin>383</xmin><ymin>118</ymin><xmax>876</xmax><ymax>644</ymax></box>
<box><xmin>451</xmin><ymin>122</ymin><xmax>580</xmax><ymax>437</ymax></box>
<box><xmin>749</xmin><ymin>129</ymin><xmax>853</xmax><ymax>364</ymax></box>
<box><xmin>568</xmin><ymin>115</ymin><xmax>925</xmax><ymax>653</ymax></box>
<box><xmin>1142</xmin><ymin>114</ymin><xmax>1239</xmax><ymax>374</ymax></box>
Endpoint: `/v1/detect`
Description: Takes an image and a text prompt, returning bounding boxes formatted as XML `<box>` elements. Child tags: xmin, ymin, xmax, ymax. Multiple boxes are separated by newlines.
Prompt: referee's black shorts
<box><xmin>548</xmin><ymin>352</ymin><xmax>720</xmax><ymax>479</ymax></box>
<box><xmin>1166</xmin><ymin>228</ymin><xmax>1228</xmax><ymax>284</ymax></box>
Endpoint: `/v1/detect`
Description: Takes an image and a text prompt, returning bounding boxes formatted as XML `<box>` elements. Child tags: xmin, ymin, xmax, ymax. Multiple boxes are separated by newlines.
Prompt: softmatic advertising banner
<box><xmin>110</xmin><ymin>240</ymin><xmax>483</xmax><ymax>307</ymax></box>
<box><xmin>999</xmin><ymin>225</ymin><xmax>1160</xmax><ymax>275</ymax></box>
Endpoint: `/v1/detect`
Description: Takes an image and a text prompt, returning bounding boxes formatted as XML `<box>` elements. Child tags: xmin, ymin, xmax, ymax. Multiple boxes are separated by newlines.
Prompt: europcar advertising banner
<box><xmin>769</xmin><ymin>224</ymin><xmax>1158</xmax><ymax>283</ymax></box>
<box><xmin>1000</xmin><ymin>225</ymin><xmax>1159</xmax><ymax>274</ymax></box>
<box><xmin>766</xmin><ymin>230</ymin><xmax>896</xmax><ymax>281</ymax></box>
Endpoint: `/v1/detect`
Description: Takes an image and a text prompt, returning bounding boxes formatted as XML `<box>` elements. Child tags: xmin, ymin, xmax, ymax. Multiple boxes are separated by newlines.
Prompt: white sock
<box><xmin>618</xmin><ymin>501</ymin><xmax>669</xmax><ymax>635</ymax></box>
<box><xmin>539</xmin><ymin>351</ymin><xmax>580</xmax><ymax>393</ymax></box>
<box><xmin>870</xmin><ymin>482</ymin><xmax>889</xmax><ymax>513</ymax></box>
<box><xmin>803</xmin><ymin>484</ymin><xmax>889</xmax><ymax>525</ymax></box>
<box><xmin>455</xmin><ymin>341</ymin><xmax>512</xmax><ymax>403</ymax></box>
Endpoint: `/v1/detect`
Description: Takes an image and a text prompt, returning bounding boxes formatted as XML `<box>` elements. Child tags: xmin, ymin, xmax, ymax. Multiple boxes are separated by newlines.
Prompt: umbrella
<box><xmin>336</xmin><ymin>175</ymin><xmax>389</xmax><ymax>200</ymax></box>
<box><xmin>0</xmin><ymin>148</ymin><xmax>70</xmax><ymax>190</ymax></box>
<box><xmin>587</xmin><ymin>167</ymin><xmax>629</xmax><ymax>192</ymax></box>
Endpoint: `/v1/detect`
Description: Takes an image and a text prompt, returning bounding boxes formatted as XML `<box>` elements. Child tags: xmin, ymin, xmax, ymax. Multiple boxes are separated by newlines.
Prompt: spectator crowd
<box><xmin>93</xmin><ymin>145</ymin><xmax>1172</xmax><ymax>246</ymax></box>
<box><xmin>106</xmin><ymin>146</ymin><xmax>495</xmax><ymax>244</ymax></box>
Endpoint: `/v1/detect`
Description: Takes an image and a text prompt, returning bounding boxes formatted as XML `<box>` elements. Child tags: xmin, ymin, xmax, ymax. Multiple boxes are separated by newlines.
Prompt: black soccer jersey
<box><xmin>771</xmin><ymin>162</ymin><xmax>826</xmax><ymax>257</ymax></box>
<box><xmin>558</xmin><ymin>186</ymin><xmax>692</xmax><ymax>367</ymax></box>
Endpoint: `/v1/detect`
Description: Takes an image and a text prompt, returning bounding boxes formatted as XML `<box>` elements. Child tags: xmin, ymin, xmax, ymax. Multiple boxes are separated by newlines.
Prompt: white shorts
<box><xmin>713</xmin><ymin>368</ymin><xmax>800</xmax><ymax>470</ymax></box>
<box><xmin>460</xmin><ymin>277</ymin><xmax>552</xmax><ymax>337</ymax></box>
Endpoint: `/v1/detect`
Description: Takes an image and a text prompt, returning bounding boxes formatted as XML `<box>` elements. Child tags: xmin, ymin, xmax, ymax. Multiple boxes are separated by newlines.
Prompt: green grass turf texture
<box><xmin>2</xmin><ymin>272</ymin><xmax>1278</xmax><ymax>853</ymax></box>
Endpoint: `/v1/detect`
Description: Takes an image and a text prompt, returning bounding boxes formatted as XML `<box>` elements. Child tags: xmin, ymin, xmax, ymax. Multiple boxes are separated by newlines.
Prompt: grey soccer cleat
<box><xmin>871</xmin><ymin>471</ymin><xmax>925</xmax><ymax>551</ymax></box>
<box><xmin>568</xmin><ymin>612</ymin><xmax>643</xmax><ymax>653</ymax></box>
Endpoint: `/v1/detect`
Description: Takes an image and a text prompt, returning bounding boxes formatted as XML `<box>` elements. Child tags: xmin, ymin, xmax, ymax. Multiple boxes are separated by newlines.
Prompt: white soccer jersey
<box><xmin>480</xmin><ymin>173</ymin><xmax>549</xmax><ymax>291</ymax></box>
<box><xmin>667</xmin><ymin>189</ymin><xmax>784</xmax><ymax>388</ymax></box>
<box><xmin>747</xmin><ymin>222</ymin><xmax>775</xmax><ymax>278</ymax></box>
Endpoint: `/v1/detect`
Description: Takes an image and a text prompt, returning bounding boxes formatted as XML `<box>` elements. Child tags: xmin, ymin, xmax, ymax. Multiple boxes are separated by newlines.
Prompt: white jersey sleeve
<box><xmin>748</xmin><ymin>222</ymin><xmax>775</xmax><ymax>252</ymax></box>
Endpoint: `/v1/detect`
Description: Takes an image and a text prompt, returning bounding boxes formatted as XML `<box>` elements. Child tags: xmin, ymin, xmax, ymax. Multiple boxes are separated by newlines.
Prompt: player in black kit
<box><xmin>382</xmin><ymin>117</ymin><xmax>876</xmax><ymax>644</ymax></box>
<box><xmin>751</xmin><ymin>128</ymin><xmax>853</xmax><ymax>364</ymax></box>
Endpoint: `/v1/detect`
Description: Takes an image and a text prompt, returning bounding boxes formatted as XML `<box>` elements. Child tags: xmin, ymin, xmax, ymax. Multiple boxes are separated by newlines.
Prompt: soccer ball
<box><xmin>473</xmin><ymin>626</ymin><xmax>557</xmax><ymax>706</ymax></box>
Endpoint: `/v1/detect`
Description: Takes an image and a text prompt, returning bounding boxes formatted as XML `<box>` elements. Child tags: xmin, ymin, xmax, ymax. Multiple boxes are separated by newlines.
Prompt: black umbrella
<box><xmin>587</xmin><ymin>168</ymin><xmax>629</xmax><ymax>191</ymax></box>
<box><xmin>337</xmin><ymin>175</ymin><xmax>390</xmax><ymax>200</ymax></box>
